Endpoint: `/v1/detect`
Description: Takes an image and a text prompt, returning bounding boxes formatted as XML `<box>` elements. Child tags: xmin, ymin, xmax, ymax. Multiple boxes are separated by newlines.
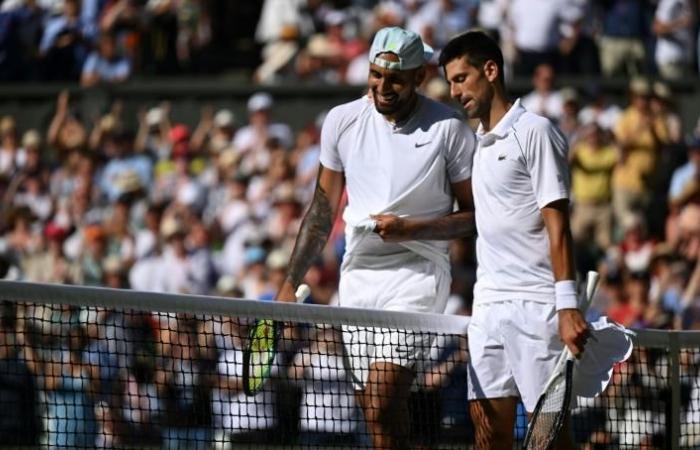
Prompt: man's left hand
<box><xmin>370</xmin><ymin>214</ymin><xmax>412</xmax><ymax>241</ymax></box>
<box><xmin>558</xmin><ymin>308</ymin><xmax>590</xmax><ymax>358</ymax></box>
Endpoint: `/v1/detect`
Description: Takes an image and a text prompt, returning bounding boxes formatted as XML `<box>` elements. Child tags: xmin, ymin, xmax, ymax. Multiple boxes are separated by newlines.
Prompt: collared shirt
<box><xmin>472</xmin><ymin>99</ymin><xmax>569</xmax><ymax>304</ymax></box>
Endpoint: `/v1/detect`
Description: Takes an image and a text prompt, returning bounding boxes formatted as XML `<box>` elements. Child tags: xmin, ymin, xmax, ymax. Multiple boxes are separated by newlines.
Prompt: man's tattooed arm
<box><xmin>371</xmin><ymin>178</ymin><xmax>476</xmax><ymax>242</ymax></box>
<box><xmin>284</xmin><ymin>166</ymin><xmax>345</xmax><ymax>291</ymax></box>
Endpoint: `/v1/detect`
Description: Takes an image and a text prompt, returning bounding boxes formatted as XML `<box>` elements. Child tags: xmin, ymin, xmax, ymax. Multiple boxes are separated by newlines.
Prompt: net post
<box><xmin>669</xmin><ymin>331</ymin><xmax>681</xmax><ymax>450</ymax></box>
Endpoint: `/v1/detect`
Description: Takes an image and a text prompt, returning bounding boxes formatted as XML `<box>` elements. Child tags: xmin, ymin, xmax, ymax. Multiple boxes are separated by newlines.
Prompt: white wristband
<box><xmin>555</xmin><ymin>280</ymin><xmax>578</xmax><ymax>311</ymax></box>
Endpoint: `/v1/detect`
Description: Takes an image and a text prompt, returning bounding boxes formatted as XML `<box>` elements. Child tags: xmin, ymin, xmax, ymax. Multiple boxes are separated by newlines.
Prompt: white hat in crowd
<box><xmin>247</xmin><ymin>92</ymin><xmax>273</xmax><ymax>113</ymax></box>
<box><xmin>214</xmin><ymin>109</ymin><xmax>235</xmax><ymax>128</ymax></box>
<box><xmin>146</xmin><ymin>107</ymin><xmax>164</xmax><ymax>127</ymax></box>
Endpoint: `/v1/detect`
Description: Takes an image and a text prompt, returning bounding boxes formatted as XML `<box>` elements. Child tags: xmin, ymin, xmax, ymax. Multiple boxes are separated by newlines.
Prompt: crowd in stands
<box><xmin>1</xmin><ymin>0</ymin><xmax>699</xmax><ymax>85</ymax></box>
<box><xmin>0</xmin><ymin>77</ymin><xmax>698</xmax><ymax>448</ymax></box>
<box><xmin>0</xmin><ymin>0</ymin><xmax>699</xmax><ymax>448</ymax></box>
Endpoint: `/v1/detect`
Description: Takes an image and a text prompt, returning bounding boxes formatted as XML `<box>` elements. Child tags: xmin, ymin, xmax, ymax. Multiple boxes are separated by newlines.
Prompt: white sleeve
<box><xmin>445</xmin><ymin>118</ymin><xmax>475</xmax><ymax>183</ymax></box>
<box><xmin>524</xmin><ymin>119</ymin><xmax>570</xmax><ymax>208</ymax></box>
<box><xmin>319</xmin><ymin>108</ymin><xmax>344</xmax><ymax>172</ymax></box>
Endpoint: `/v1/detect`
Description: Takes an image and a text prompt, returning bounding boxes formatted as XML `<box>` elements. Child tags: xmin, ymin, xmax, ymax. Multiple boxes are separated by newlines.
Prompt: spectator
<box><xmin>39</xmin><ymin>0</ymin><xmax>90</xmax><ymax>81</ymax></box>
<box><xmin>668</xmin><ymin>136</ymin><xmax>700</xmax><ymax>214</ymax></box>
<box><xmin>46</xmin><ymin>90</ymin><xmax>88</xmax><ymax>154</ymax></box>
<box><xmin>521</xmin><ymin>63</ymin><xmax>563</xmax><ymax>121</ymax></box>
<box><xmin>81</xmin><ymin>32</ymin><xmax>132</xmax><ymax>87</ymax></box>
<box><xmin>135</xmin><ymin>103</ymin><xmax>173</xmax><ymax>159</ymax></box>
<box><xmin>407</xmin><ymin>0</ymin><xmax>478</xmax><ymax>51</ymax></box>
<box><xmin>99</xmin><ymin>131</ymin><xmax>152</xmax><ymax>203</ymax></box>
<box><xmin>578</xmin><ymin>83</ymin><xmax>622</xmax><ymax>133</ymax></box>
<box><xmin>597</xmin><ymin>0</ymin><xmax>647</xmax><ymax>77</ymax></box>
<box><xmin>0</xmin><ymin>4</ymin><xmax>26</xmax><ymax>81</ymax></box>
<box><xmin>651</xmin><ymin>81</ymin><xmax>683</xmax><ymax>145</ymax></box>
<box><xmin>652</xmin><ymin>0</ymin><xmax>694</xmax><ymax>79</ymax></box>
<box><xmin>570</xmin><ymin>122</ymin><xmax>618</xmax><ymax>252</ymax></box>
<box><xmin>290</xmin><ymin>327</ymin><xmax>361</xmax><ymax>446</ymax></box>
<box><xmin>22</xmin><ymin>222</ymin><xmax>76</xmax><ymax>283</ymax></box>
<box><xmin>77</xmin><ymin>224</ymin><xmax>108</xmax><ymax>286</ymax></box>
<box><xmin>43</xmin><ymin>325</ymin><xmax>98</xmax><ymax>448</ymax></box>
<box><xmin>619</xmin><ymin>213</ymin><xmax>656</xmax><ymax>275</ymax></box>
<box><xmin>0</xmin><ymin>301</ymin><xmax>40</xmax><ymax>445</ymax></box>
<box><xmin>233</xmin><ymin>92</ymin><xmax>294</xmax><ymax>156</ymax></box>
<box><xmin>8</xmin><ymin>172</ymin><xmax>53</xmax><ymax>221</ymax></box>
<box><xmin>507</xmin><ymin>0</ymin><xmax>567</xmax><ymax>75</ymax></box>
<box><xmin>3</xmin><ymin>206</ymin><xmax>41</xmax><ymax>261</ymax></box>
<box><xmin>190</xmin><ymin>106</ymin><xmax>236</xmax><ymax>155</ymax></box>
<box><xmin>0</xmin><ymin>115</ymin><xmax>21</xmax><ymax>177</ymax></box>
<box><xmin>18</xmin><ymin>130</ymin><xmax>48</xmax><ymax>179</ymax></box>
<box><xmin>612</xmin><ymin>78</ymin><xmax>670</xmax><ymax>231</ymax></box>
<box><xmin>156</xmin><ymin>316</ymin><xmax>215</xmax><ymax>450</ymax></box>
<box><xmin>558</xmin><ymin>88</ymin><xmax>582</xmax><ymax>143</ymax></box>
<box><xmin>557</xmin><ymin>0</ymin><xmax>600</xmax><ymax>75</ymax></box>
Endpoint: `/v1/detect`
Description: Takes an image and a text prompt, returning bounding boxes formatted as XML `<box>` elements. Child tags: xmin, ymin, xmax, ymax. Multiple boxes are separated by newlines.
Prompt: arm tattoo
<box><xmin>286</xmin><ymin>169</ymin><xmax>334</xmax><ymax>287</ymax></box>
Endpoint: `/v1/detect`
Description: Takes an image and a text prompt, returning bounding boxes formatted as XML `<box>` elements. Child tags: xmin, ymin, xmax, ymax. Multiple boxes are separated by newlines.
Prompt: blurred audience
<box><xmin>0</xmin><ymin>1</ymin><xmax>696</xmax><ymax>83</ymax></box>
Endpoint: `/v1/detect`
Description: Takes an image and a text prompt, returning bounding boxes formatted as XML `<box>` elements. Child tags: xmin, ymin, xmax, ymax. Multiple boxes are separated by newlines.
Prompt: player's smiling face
<box><xmin>368</xmin><ymin>53</ymin><xmax>424</xmax><ymax>121</ymax></box>
<box><xmin>444</xmin><ymin>56</ymin><xmax>495</xmax><ymax>120</ymax></box>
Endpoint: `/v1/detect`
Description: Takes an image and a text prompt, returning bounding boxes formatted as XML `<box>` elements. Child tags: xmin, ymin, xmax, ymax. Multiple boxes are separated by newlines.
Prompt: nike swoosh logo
<box><xmin>498</xmin><ymin>154</ymin><xmax>506</xmax><ymax>160</ymax></box>
<box><xmin>414</xmin><ymin>141</ymin><xmax>432</xmax><ymax>148</ymax></box>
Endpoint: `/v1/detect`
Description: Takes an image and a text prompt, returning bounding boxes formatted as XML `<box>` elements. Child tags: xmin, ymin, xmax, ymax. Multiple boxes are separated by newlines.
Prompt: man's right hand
<box><xmin>276</xmin><ymin>280</ymin><xmax>298</xmax><ymax>303</ymax></box>
<box><xmin>558</xmin><ymin>308</ymin><xmax>590</xmax><ymax>358</ymax></box>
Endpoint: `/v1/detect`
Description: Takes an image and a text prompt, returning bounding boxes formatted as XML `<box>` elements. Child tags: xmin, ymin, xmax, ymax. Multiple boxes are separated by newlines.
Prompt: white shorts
<box><xmin>467</xmin><ymin>300</ymin><xmax>563</xmax><ymax>412</ymax></box>
<box><xmin>339</xmin><ymin>255</ymin><xmax>450</xmax><ymax>390</ymax></box>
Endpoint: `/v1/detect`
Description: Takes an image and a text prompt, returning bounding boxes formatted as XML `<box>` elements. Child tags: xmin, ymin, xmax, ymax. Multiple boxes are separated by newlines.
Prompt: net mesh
<box><xmin>0</xmin><ymin>282</ymin><xmax>471</xmax><ymax>449</ymax></box>
<box><xmin>0</xmin><ymin>281</ymin><xmax>699</xmax><ymax>449</ymax></box>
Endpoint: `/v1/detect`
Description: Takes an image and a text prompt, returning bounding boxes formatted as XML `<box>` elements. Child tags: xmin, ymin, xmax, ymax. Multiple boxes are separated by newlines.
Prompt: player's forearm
<box><xmin>285</xmin><ymin>184</ymin><xmax>334</xmax><ymax>289</ymax></box>
<box><xmin>542</xmin><ymin>201</ymin><xmax>576</xmax><ymax>281</ymax></box>
<box><xmin>405</xmin><ymin>210</ymin><xmax>476</xmax><ymax>240</ymax></box>
<box><xmin>548</xmin><ymin>226</ymin><xmax>575</xmax><ymax>281</ymax></box>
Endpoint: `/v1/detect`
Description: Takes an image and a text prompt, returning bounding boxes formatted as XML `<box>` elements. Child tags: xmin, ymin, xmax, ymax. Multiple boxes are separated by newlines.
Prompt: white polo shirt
<box><xmin>320</xmin><ymin>95</ymin><xmax>475</xmax><ymax>271</ymax></box>
<box><xmin>472</xmin><ymin>99</ymin><xmax>569</xmax><ymax>304</ymax></box>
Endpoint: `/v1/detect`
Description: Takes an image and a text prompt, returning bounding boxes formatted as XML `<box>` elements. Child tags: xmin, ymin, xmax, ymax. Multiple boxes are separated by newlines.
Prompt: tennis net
<box><xmin>1</xmin><ymin>281</ymin><xmax>700</xmax><ymax>449</ymax></box>
<box><xmin>0</xmin><ymin>281</ymin><xmax>470</xmax><ymax>449</ymax></box>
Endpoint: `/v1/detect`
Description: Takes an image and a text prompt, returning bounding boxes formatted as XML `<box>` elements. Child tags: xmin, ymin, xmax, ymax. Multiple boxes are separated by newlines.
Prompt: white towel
<box><xmin>573</xmin><ymin>317</ymin><xmax>635</xmax><ymax>398</ymax></box>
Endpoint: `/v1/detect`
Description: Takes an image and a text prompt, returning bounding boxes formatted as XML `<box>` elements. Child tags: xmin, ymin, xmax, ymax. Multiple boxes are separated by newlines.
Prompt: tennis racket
<box><xmin>242</xmin><ymin>284</ymin><xmax>311</xmax><ymax>396</ymax></box>
<box><xmin>523</xmin><ymin>271</ymin><xmax>600</xmax><ymax>450</ymax></box>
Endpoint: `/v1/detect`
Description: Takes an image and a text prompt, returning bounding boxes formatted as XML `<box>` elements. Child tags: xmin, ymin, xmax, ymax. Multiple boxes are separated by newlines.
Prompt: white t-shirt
<box><xmin>319</xmin><ymin>95</ymin><xmax>475</xmax><ymax>271</ymax></box>
<box><xmin>472</xmin><ymin>99</ymin><xmax>570</xmax><ymax>304</ymax></box>
<box><xmin>509</xmin><ymin>0</ymin><xmax>565</xmax><ymax>52</ymax></box>
<box><xmin>654</xmin><ymin>0</ymin><xmax>692</xmax><ymax>66</ymax></box>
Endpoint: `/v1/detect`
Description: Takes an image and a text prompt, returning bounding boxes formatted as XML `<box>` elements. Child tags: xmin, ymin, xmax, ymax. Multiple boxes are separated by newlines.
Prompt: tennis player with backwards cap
<box><xmin>275</xmin><ymin>26</ymin><xmax>476</xmax><ymax>449</ymax></box>
<box><xmin>439</xmin><ymin>31</ymin><xmax>590</xmax><ymax>450</ymax></box>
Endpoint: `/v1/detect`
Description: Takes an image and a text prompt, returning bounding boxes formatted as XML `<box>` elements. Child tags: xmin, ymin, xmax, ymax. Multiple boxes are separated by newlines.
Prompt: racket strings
<box><xmin>524</xmin><ymin>363</ymin><xmax>573</xmax><ymax>450</ymax></box>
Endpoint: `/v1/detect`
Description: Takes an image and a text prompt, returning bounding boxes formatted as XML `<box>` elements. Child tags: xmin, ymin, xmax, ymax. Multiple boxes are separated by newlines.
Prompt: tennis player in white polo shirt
<box><xmin>440</xmin><ymin>31</ymin><xmax>589</xmax><ymax>450</ymax></box>
<box><xmin>275</xmin><ymin>27</ymin><xmax>476</xmax><ymax>449</ymax></box>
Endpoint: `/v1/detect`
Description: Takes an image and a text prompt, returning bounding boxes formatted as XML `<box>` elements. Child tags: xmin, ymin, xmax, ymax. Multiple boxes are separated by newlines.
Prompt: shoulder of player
<box><xmin>323</xmin><ymin>97</ymin><xmax>372</xmax><ymax>135</ymax></box>
<box><xmin>419</xmin><ymin>95</ymin><xmax>463</xmax><ymax>122</ymax></box>
<box><xmin>515</xmin><ymin>111</ymin><xmax>564</xmax><ymax>142</ymax></box>
<box><xmin>418</xmin><ymin>96</ymin><xmax>471</xmax><ymax>137</ymax></box>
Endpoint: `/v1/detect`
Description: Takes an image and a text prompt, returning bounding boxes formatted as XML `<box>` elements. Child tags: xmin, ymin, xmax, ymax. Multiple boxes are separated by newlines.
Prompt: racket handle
<box><xmin>295</xmin><ymin>284</ymin><xmax>311</xmax><ymax>303</ymax></box>
<box><xmin>584</xmin><ymin>271</ymin><xmax>600</xmax><ymax>308</ymax></box>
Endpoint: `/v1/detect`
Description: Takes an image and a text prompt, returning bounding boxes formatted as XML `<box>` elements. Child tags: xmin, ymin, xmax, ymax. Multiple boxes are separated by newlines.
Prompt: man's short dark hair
<box><xmin>438</xmin><ymin>31</ymin><xmax>505</xmax><ymax>88</ymax></box>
